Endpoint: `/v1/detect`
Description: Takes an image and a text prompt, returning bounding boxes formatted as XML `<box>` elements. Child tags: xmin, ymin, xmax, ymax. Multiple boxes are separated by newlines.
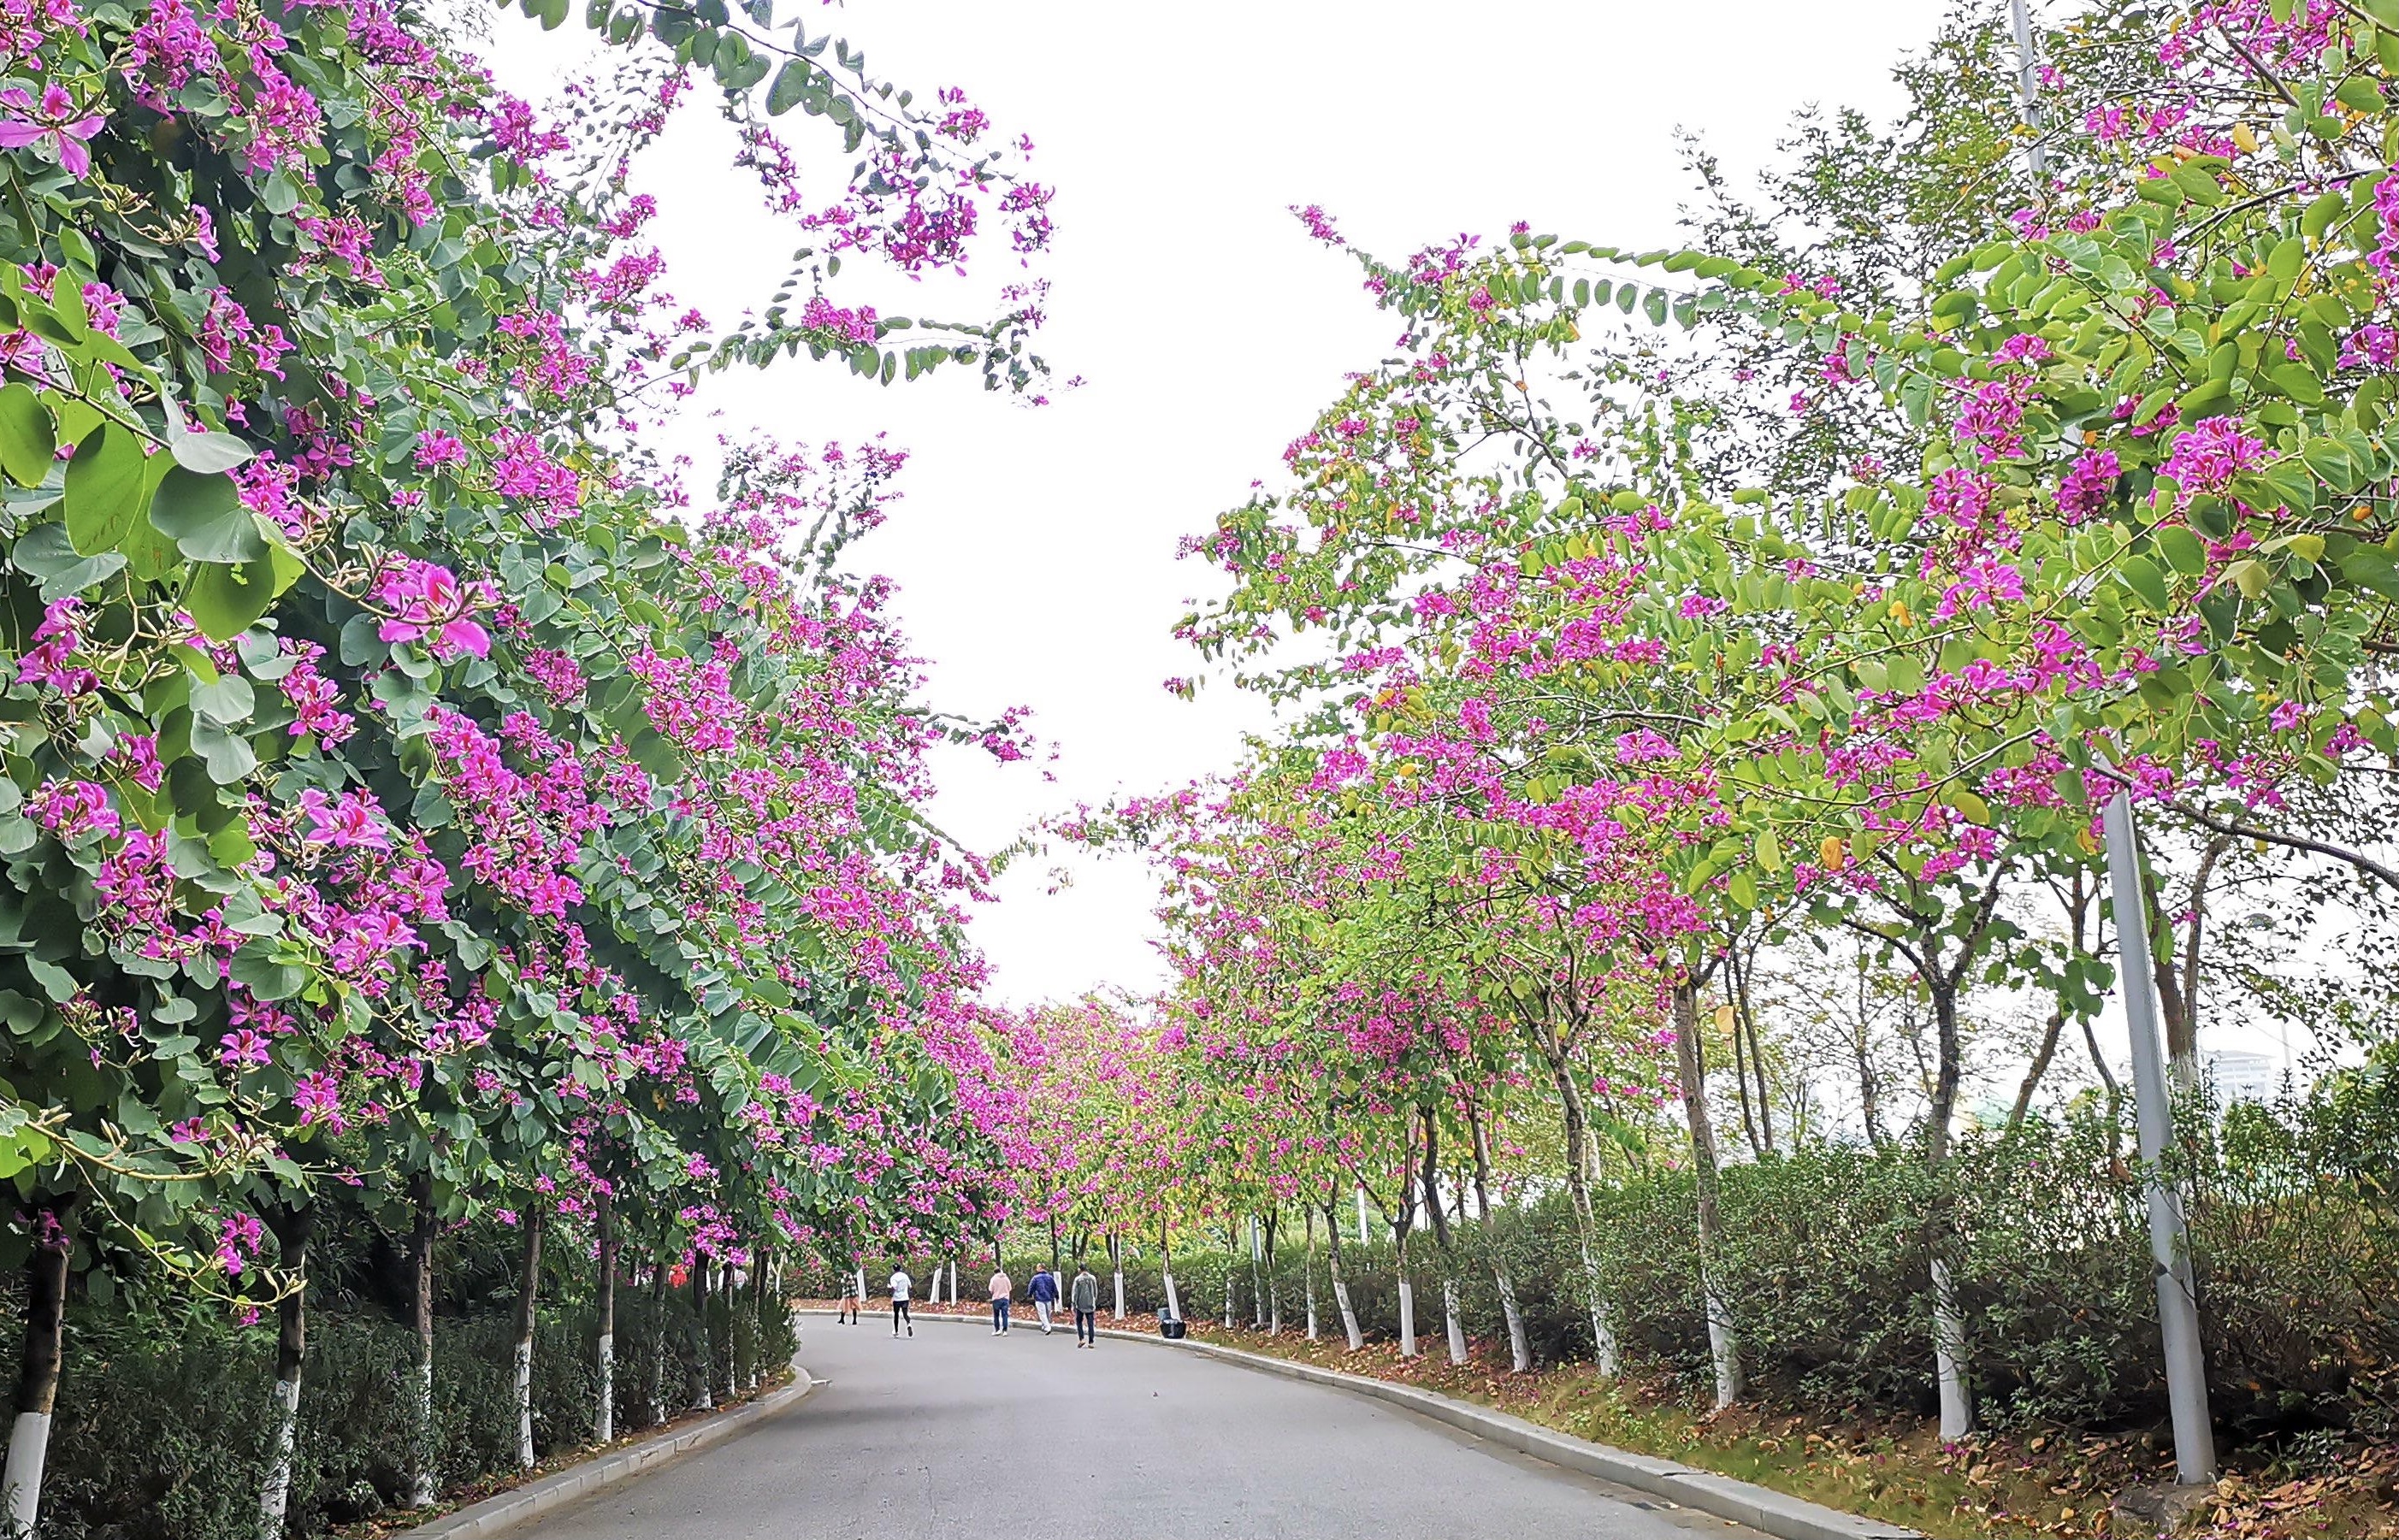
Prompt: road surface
<box><xmin>515</xmin><ymin>1314</ymin><xmax>1766</xmax><ymax>1539</ymax></box>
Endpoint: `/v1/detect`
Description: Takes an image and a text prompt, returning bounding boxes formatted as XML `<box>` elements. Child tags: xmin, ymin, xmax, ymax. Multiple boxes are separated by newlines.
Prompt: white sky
<box><xmin>484</xmin><ymin>1</ymin><xmax>1950</xmax><ymax>1006</ymax></box>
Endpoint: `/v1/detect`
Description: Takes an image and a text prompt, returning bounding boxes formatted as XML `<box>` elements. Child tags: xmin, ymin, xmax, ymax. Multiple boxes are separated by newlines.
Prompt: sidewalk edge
<box><xmin>393</xmin><ymin>1358</ymin><xmax>818</xmax><ymax>1540</ymax></box>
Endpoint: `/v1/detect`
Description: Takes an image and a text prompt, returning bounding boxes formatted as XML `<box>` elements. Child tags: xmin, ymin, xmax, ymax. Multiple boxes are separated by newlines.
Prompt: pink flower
<box><xmin>0</xmin><ymin>86</ymin><xmax>104</xmax><ymax>177</ymax></box>
<box><xmin>374</xmin><ymin>558</ymin><xmax>493</xmax><ymax>660</ymax></box>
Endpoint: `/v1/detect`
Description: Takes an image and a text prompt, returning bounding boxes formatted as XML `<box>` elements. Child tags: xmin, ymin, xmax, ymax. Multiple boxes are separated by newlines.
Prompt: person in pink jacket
<box><xmin>988</xmin><ymin>1268</ymin><xmax>1013</xmax><ymax>1334</ymax></box>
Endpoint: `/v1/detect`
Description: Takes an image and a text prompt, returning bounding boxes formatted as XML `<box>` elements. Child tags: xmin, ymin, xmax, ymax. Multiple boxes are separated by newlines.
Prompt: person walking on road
<box><xmin>836</xmin><ymin>1272</ymin><xmax>860</xmax><ymax>1325</ymax></box>
<box><xmin>1031</xmin><ymin>1265</ymin><xmax>1059</xmax><ymax>1334</ymax></box>
<box><xmin>889</xmin><ymin>1266</ymin><xmax>913</xmax><ymax>1336</ymax></box>
<box><xmin>1071</xmin><ymin>1265</ymin><xmax>1099</xmax><ymax>1348</ymax></box>
<box><xmin>989</xmin><ymin>1266</ymin><xmax>1013</xmax><ymax>1334</ymax></box>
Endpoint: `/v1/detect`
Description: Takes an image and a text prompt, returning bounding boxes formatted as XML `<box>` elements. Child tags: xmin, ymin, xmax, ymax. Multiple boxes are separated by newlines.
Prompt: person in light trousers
<box><xmin>1071</xmin><ymin>1265</ymin><xmax>1100</xmax><ymax>1348</ymax></box>
<box><xmin>1030</xmin><ymin>1266</ymin><xmax>1059</xmax><ymax>1334</ymax></box>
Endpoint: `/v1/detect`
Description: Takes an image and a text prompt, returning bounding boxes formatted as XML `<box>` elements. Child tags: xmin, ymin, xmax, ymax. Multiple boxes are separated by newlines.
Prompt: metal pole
<box><xmin>2009</xmin><ymin>0</ymin><xmax>2048</xmax><ymax>179</ymax></box>
<box><xmin>2102</xmin><ymin>784</ymin><xmax>2219</xmax><ymax>1486</ymax></box>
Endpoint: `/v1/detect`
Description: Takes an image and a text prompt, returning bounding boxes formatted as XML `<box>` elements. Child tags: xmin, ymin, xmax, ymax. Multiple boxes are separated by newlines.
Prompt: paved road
<box><xmin>517</xmin><ymin>1314</ymin><xmax>1766</xmax><ymax>1540</ymax></box>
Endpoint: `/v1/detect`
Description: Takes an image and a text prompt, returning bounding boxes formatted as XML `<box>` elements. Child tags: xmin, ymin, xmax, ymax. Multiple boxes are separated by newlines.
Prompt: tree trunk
<box><xmin>1109</xmin><ymin>1232</ymin><xmax>1124</xmax><ymax>1321</ymax></box>
<box><xmin>1160</xmin><ymin>1219</ymin><xmax>1180</xmax><ymax>1322</ymax></box>
<box><xmin>409</xmin><ymin>1176</ymin><xmax>436</xmax><ymax>1508</ymax></box>
<box><xmin>1673</xmin><ymin>980</ymin><xmax>1741</xmax><ymax>1410</ymax></box>
<box><xmin>647</xmin><ymin>1258</ymin><xmax>668</xmax><ymax>1425</ymax></box>
<box><xmin>1731</xmin><ymin>942</ymin><xmax>1775</xmax><ymax>1152</ymax></box>
<box><xmin>1852</xmin><ymin>964</ymin><xmax>1890</xmax><ymax>1150</ymax></box>
<box><xmin>511</xmin><ymin>1209</ymin><xmax>542</xmax><ymax>1469</ymax></box>
<box><xmin>1302</xmin><ymin>1207</ymin><xmax>1320</xmax><ymax>1342</ymax></box>
<box><xmin>1262</xmin><ymin>1213</ymin><xmax>1280</xmax><ymax>1335</ymax></box>
<box><xmin>1395</xmin><ymin>1226</ymin><xmax>1417</xmax><ymax>1358</ymax></box>
<box><xmin>1548</xmin><ymin>1062</ymin><xmax>1620</xmax><ymax>1374</ymax></box>
<box><xmin>2006</xmin><ymin>1006</ymin><xmax>2067</xmax><ymax>1130</ymax></box>
<box><xmin>1926</xmin><ymin>982</ymin><xmax>1973</xmax><ymax>1441</ymax></box>
<box><xmin>1222</xmin><ymin>1223</ymin><xmax>1237</xmax><ymax>1329</ymax></box>
<box><xmin>1248</xmin><ymin>1218</ymin><xmax>1266</xmax><ymax>1331</ymax></box>
<box><xmin>3</xmin><ymin>1205</ymin><xmax>72</xmax><ymax>1537</ymax></box>
<box><xmin>258</xmin><ymin>1206</ymin><xmax>310</xmax><ymax>1540</ymax></box>
<box><xmin>1468</xmin><ymin>1106</ymin><xmax>1532</xmax><ymax>1373</ymax></box>
<box><xmin>595</xmin><ymin>1192</ymin><xmax>616</xmax><ymax>1443</ymax></box>
<box><xmin>1421</xmin><ymin>1112</ymin><xmax>1467</xmax><ymax>1366</ymax></box>
<box><xmin>1323</xmin><ymin>1199</ymin><xmax>1363</xmax><ymax>1350</ymax></box>
<box><xmin>690</xmin><ymin>1260</ymin><xmax>713</xmax><ymax>1411</ymax></box>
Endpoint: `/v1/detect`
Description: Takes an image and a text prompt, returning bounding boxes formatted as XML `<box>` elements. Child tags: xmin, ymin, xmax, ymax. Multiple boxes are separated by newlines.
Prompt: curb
<box><xmin>801</xmin><ymin>1309</ymin><xmax>1922</xmax><ymax>1540</ymax></box>
<box><xmin>396</xmin><ymin>1358</ymin><xmax>818</xmax><ymax>1540</ymax></box>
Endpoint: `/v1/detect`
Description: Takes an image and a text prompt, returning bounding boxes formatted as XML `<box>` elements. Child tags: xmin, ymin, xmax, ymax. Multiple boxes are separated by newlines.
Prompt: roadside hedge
<box><xmin>871</xmin><ymin>1067</ymin><xmax>2398</xmax><ymax>1445</ymax></box>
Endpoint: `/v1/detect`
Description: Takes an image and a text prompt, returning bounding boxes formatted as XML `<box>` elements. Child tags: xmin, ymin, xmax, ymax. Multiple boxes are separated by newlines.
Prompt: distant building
<box><xmin>2206</xmin><ymin>1050</ymin><xmax>2278</xmax><ymax>1105</ymax></box>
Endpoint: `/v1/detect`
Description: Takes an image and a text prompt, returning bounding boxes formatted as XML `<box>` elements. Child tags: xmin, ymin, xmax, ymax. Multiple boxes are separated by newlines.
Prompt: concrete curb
<box><xmin>801</xmin><ymin>1309</ymin><xmax>1923</xmax><ymax>1540</ymax></box>
<box><xmin>396</xmin><ymin>1359</ymin><xmax>818</xmax><ymax>1540</ymax></box>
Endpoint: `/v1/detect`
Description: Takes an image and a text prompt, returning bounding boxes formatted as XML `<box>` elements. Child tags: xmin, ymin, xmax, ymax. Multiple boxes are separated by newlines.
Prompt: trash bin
<box><xmin>1159</xmin><ymin>1316</ymin><xmax>1186</xmax><ymax>1340</ymax></box>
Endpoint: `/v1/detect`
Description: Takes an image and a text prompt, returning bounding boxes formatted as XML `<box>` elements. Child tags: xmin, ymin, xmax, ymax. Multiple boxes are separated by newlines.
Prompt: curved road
<box><xmin>517</xmin><ymin>1315</ymin><xmax>1767</xmax><ymax>1540</ymax></box>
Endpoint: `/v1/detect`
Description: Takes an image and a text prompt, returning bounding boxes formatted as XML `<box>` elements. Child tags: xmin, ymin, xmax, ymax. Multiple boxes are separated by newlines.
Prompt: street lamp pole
<box><xmin>2101</xmin><ymin>782</ymin><xmax>2219</xmax><ymax>1486</ymax></box>
<box><xmin>2010</xmin><ymin>0</ymin><xmax>2049</xmax><ymax>179</ymax></box>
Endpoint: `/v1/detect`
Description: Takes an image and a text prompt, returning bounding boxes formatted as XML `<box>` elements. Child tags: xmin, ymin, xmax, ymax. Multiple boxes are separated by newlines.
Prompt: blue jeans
<box><xmin>991</xmin><ymin>1298</ymin><xmax>1010</xmax><ymax>1331</ymax></box>
<box><xmin>1074</xmin><ymin>1308</ymin><xmax>1096</xmax><ymax>1344</ymax></box>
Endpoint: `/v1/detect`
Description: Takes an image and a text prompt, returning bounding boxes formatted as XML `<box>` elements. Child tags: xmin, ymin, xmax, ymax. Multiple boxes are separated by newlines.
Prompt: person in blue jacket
<box><xmin>1029</xmin><ymin>1266</ymin><xmax>1060</xmax><ymax>1334</ymax></box>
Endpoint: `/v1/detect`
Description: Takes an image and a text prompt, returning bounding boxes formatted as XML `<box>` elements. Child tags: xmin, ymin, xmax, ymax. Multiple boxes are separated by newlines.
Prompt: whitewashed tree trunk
<box><xmin>511</xmin><ymin>1209</ymin><xmax>542</xmax><ymax>1469</ymax></box>
<box><xmin>1248</xmin><ymin>1218</ymin><xmax>1266</xmax><ymax>1331</ymax></box>
<box><xmin>5</xmin><ymin>1224</ymin><xmax>74</xmax><ymax>1532</ymax></box>
<box><xmin>408</xmin><ymin>1179</ymin><xmax>436</xmax><ymax>1508</ymax></box>
<box><xmin>259</xmin><ymin>1212</ymin><xmax>309</xmax><ymax>1540</ymax></box>
<box><xmin>1494</xmin><ymin>1268</ymin><xmax>1531</xmax><ymax>1373</ymax></box>
<box><xmin>647</xmin><ymin>1264</ymin><xmax>667</xmax><ymax>1424</ymax></box>
<box><xmin>1303</xmin><ymin>1211</ymin><xmax>1320</xmax><ymax>1342</ymax></box>
<box><xmin>1932</xmin><ymin>1258</ymin><xmax>1972</xmax><ymax>1439</ymax></box>
<box><xmin>1161</xmin><ymin>1272</ymin><xmax>1181</xmax><ymax>1322</ymax></box>
<box><xmin>1</xmin><ymin>1218</ymin><xmax>68</xmax><ymax>1525</ymax></box>
<box><xmin>1441</xmin><ymin>1277</ymin><xmax>1467</xmax><ymax>1366</ymax></box>
<box><xmin>1397</xmin><ymin>1277</ymin><xmax>1418</xmax><ymax>1358</ymax></box>
<box><xmin>512</xmin><ymin>1338</ymin><xmax>534</xmax><ymax>1468</ymax></box>
<box><xmin>595</xmin><ymin>1194</ymin><xmax>616</xmax><ymax>1443</ymax></box>
<box><xmin>1332</xmin><ymin>1277</ymin><xmax>1362</xmax><ymax>1350</ymax></box>
<box><xmin>258</xmin><ymin>1374</ymin><xmax>300</xmax><ymax>1539</ymax></box>
<box><xmin>3</xmin><ymin>1412</ymin><xmax>50</xmax><ymax>1537</ymax></box>
<box><xmin>1705</xmin><ymin>1287</ymin><xmax>1741</xmax><ymax>1410</ymax></box>
<box><xmin>691</xmin><ymin>1261</ymin><xmax>713</xmax><ymax>1413</ymax></box>
<box><xmin>1113</xmin><ymin>1270</ymin><xmax>1125</xmax><ymax>1320</ymax></box>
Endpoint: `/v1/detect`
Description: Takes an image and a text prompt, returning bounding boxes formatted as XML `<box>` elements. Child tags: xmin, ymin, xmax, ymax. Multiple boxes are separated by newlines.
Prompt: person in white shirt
<box><xmin>889</xmin><ymin>1267</ymin><xmax>913</xmax><ymax>1336</ymax></box>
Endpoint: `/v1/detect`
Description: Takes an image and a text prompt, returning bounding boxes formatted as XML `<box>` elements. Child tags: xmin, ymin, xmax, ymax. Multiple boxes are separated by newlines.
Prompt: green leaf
<box><xmin>2155</xmin><ymin>525</ymin><xmax>2208</xmax><ymax>575</ymax></box>
<box><xmin>765</xmin><ymin>59</ymin><xmax>810</xmax><ymax>114</ymax></box>
<box><xmin>2335</xmin><ymin>76</ymin><xmax>2384</xmax><ymax>114</ymax></box>
<box><xmin>2268</xmin><ymin>363</ymin><xmax>2325</xmax><ymax>405</ymax></box>
<box><xmin>11</xmin><ymin>522</ymin><xmax>125</xmax><ymax>599</ymax></box>
<box><xmin>189</xmin><ymin>713</ymin><xmax>257</xmax><ymax>782</ymax></box>
<box><xmin>168</xmin><ymin>429</ymin><xmax>253</xmax><ymax>475</ymax></box>
<box><xmin>2169</xmin><ymin>162</ymin><xmax>2225</xmax><ymax>205</ymax></box>
<box><xmin>62</xmin><ymin>423</ymin><xmax>147</xmax><ymax>556</ymax></box>
<box><xmin>2120</xmin><ymin>553</ymin><xmax>2172</xmax><ymax>609</ymax></box>
<box><xmin>2342</xmin><ymin>544</ymin><xmax>2399</xmax><ymax>599</ymax></box>
<box><xmin>185</xmin><ymin>558</ymin><xmax>278</xmax><ymax>641</ymax></box>
<box><xmin>150</xmin><ymin>467</ymin><xmax>265</xmax><ymax>563</ymax></box>
<box><xmin>0</xmin><ymin>384</ymin><xmax>53</xmax><ymax>487</ymax></box>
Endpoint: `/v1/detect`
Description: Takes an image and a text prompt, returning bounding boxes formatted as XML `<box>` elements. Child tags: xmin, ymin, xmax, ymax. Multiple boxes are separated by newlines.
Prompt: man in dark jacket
<box><xmin>1070</xmin><ymin>1266</ymin><xmax>1100</xmax><ymax>1348</ymax></box>
<box><xmin>1030</xmin><ymin>1266</ymin><xmax>1060</xmax><ymax>1334</ymax></box>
